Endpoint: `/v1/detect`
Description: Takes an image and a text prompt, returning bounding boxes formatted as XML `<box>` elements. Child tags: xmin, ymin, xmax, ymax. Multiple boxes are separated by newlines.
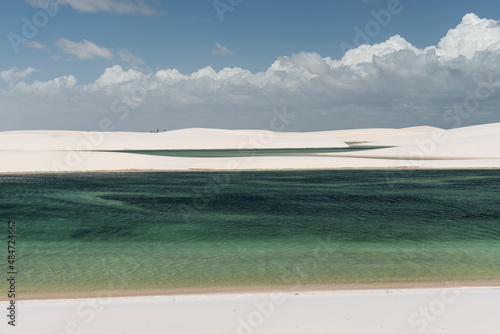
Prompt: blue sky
<box><xmin>1</xmin><ymin>0</ymin><xmax>500</xmax><ymax>131</ymax></box>
<box><xmin>2</xmin><ymin>0</ymin><xmax>499</xmax><ymax>82</ymax></box>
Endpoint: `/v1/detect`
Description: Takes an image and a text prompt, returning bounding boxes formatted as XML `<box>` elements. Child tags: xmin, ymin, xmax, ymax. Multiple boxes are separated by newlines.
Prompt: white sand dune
<box><xmin>1</xmin><ymin>287</ymin><xmax>499</xmax><ymax>334</ymax></box>
<box><xmin>324</xmin><ymin>123</ymin><xmax>500</xmax><ymax>160</ymax></box>
<box><xmin>0</xmin><ymin>128</ymin><xmax>348</xmax><ymax>151</ymax></box>
<box><xmin>2</xmin><ymin>150</ymin><xmax>500</xmax><ymax>173</ymax></box>
<box><xmin>328</xmin><ymin>133</ymin><xmax>500</xmax><ymax>160</ymax></box>
<box><xmin>0</xmin><ymin>126</ymin><xmax>444</xmax><ymax>152</ymax></box>
<box><xmin>305</xmin><ymin>126</ymin><xmax>442</xmax><ymax>144</ymax></box>
<box><xmin>1</xmin><ymin>123</ymin><xmax>500</xmax><ymax>173</ymax></box>
<box><xmin>400</xmin><ymin>125</ymin><xmax>443</xmax><ymax>133</ymax></box>
<box><xmin>366</xmin><ymin>122</ymin><xmax>500</xmax><ymax>147</ymax></box>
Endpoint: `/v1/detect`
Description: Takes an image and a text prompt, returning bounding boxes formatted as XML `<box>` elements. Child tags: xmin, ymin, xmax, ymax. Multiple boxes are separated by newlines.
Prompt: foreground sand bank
<box><xmin>1</xmin><ymin>286</ymin><xmax>499</xmax><ymax>334</ymax></box>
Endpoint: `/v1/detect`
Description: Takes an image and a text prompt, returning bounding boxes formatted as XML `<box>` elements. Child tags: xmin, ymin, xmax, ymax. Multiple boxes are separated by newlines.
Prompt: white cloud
<box><xmin>0</xmin><ymin>67</ymin><xmax>36</xmax><ymax>83</ymax></box>
<box><xmin>26</xmin><ymin>0</ymin><xmax>156</xmax><ymax>14</ymax></box>
<box><xmin>57</xmin><ymin>38</ymin><xmax>113</xmax><ymax>60</ymax></box>
<box><xmin>334</xmin><ymin>35</ymin><xmax>421</xmax><ymax>69</ymax></box>
<box><xmin>278</xmin><ymin>52</ymin><xmax>332</xmax><ymax>75</ymax></box>
<box><xmin>86</xmin><ymin>65</ymin><xmax>144</xmax><ymax>89</ymax></box>
<box><xmin>3</xmin><ymin>13</ymin><xmax>500</xmax><ymax>131</ymax></box>
<box><xmin>212</xmin><ymin>41</ymin><xmax>235</xmax><ymax>56</ymax></box>
<box><xmin>155</xmin><ymin>69</ymin><xmax>184</xmax><ymax>83</ymax></box>
<box><xmin>118</xmin><ymin>49</ymin><xmax>144</xmax><ymax>65</ymax></box>
<box><xmin>436</xmin><ymin>13</ymin><xmax>500</xmax><ymax>60</ymax></box>
<box><xmin>10</xmin><ymin>75</ymin><xmax>77</xmax><ymax>95</ymax></box>
<box><xmin>189</xmin><ymin>66</ymin><xmax>218</xmax><ymax>79</ymax></box>
<box><xmin>24</xmin><ymin>41</ymin><xmax>48</xmax><ymax>50</ymax></box>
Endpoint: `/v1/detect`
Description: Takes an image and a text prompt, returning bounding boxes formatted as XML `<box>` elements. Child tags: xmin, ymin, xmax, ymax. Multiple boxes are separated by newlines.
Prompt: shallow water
<box><xmin>1</xmin><ymin>170</ymin><xmax>499</xmax><ymax>294</ymax></box>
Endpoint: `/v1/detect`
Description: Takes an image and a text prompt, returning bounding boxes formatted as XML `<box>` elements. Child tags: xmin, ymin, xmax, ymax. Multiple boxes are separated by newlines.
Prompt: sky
<box><xmin>1</xmin><ymin>0</ymin><xmax>500</xmax><ymax>132</ymax></box>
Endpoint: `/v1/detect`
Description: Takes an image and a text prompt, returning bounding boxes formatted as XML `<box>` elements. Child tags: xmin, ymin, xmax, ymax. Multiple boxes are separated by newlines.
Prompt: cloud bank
<box><xmin>2</xmin><ymin>13</ymin><xmax>500</xmax><ymax>131</ymax></box>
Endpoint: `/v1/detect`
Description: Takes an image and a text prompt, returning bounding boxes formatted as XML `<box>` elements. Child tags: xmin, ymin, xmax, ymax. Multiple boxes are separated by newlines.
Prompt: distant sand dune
<box><xmin>0</xmin><ymin>128</ymin><xmax>348</xmax><ymax>151</ymax></box>
<box><xmin>367</xmin><ymin>122</ymin><xmax>500</xmax><ymax>147</ymax></box>
<box><xmin>325</xmin><ymin>123</ymin><xmax>500</xmax><ymax>160</ymax></box>
<box><xmin>325</xmin><ymin>126</ymin><xmax>442</xmax><ymax>143</ymax></box>
<box><xmin>1</xmin><ymin>123</ymin><xmax>500</xmax><ymax>173</ymax></box>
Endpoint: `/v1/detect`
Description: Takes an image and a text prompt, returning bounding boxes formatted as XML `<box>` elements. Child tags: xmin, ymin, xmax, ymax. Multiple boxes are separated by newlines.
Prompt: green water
<box><xmin>104</xmin><ymin>147</ymin><xmax>385</xmax><ymax>158</ymax></box>
<box><xmin>1</xmin><ymin>170</ymin><xmax>499</xmax><ymax>294</ymax></box>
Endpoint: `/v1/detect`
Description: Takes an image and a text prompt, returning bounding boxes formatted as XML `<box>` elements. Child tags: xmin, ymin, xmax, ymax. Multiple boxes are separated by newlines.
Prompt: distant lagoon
<box><xmin>104</xmin><ymin>146</ymin><xmax>387</xmax><ymax>158</ymax></box>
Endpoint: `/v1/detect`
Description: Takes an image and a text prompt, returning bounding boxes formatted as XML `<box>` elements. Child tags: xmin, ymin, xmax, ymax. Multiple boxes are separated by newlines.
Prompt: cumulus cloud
<box><xmin>0</xmin><ymin>67</ymin><xmax>36</xmax><ymax>83</ymax></box>
<box><xmin>10</xmin><ymin>75</ymin><xmax>78</xmax><ymax>95</ymax></box>
<box><xmin>333</xmin><ymin>35</ymin><xmax>421</xmax><ymax>70</ymax></box>
<box><xmin>57</xmin><ymin>38</ymin><xmax>113</xmax><ymax>60</ymax></box>
<box><xmin>86</xmin><ymin>65</ymin><xmax>144</xmax><ymax>89</ymax></box>
<box><xmin>2</xmin><ymin>13</ymin><xmax>500</xmax><ymax>131</ymax></box>
<box><xmin>278</xmin><ymin>52</ymin><xmax>332</xmax><ymax>75</ymax></box>
<box><xmin>212</xmin><ymin>41</ymin><xmax>235</xmax><ymax>56</ymax></box>
<box><xmin>435</xmin><ymin>13</ymin><xmax>500</xmax><ymax>60</ymax></box>
<box><xmin>26</xmin><ymin>0</ymin><xmax>156</xmax><ymax>14</ymax></box>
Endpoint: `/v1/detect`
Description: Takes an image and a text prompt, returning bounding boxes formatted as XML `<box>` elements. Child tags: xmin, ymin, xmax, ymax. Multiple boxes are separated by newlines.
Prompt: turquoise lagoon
<box><xmin>1</xmin><ymin>169</ymin><xmax>499</xmax><ymax>294</ymax></box>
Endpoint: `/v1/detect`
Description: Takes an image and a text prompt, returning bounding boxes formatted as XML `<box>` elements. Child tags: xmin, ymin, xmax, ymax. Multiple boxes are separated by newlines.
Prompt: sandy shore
<box><xmin>1</xmin><ymin>286</ymin><xmax>499</xmax><ymax>334</ymax></box>
<box><xmin>7</xmin><ymin>280</ymin><xmax>500</xmax><ymax>301</ymax></box>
